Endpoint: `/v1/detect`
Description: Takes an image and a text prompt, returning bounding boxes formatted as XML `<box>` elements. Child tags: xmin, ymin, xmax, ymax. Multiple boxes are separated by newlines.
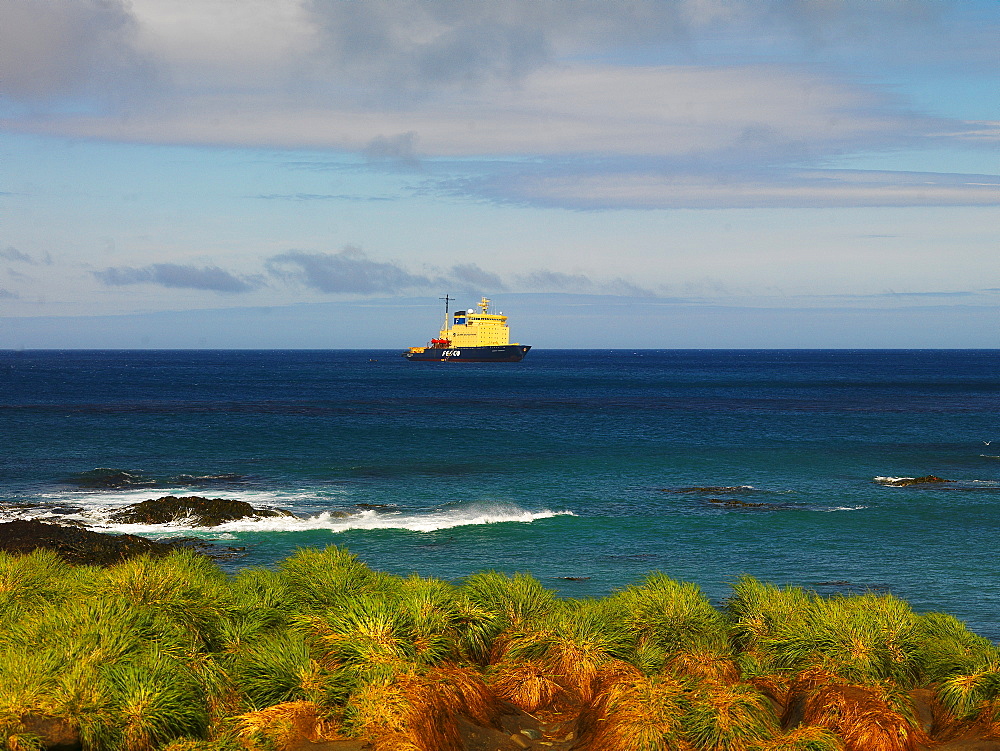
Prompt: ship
<box><xmin>403</xmin><ymin>296</ymin><xmax>531</xmax><ymax>362</ymax></box>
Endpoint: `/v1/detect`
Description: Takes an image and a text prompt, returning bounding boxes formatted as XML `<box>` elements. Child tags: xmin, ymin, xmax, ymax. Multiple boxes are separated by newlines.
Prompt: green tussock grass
<box><xmin>0</xmin><ymin>545</ymin><xmax>997</xmax><ymax>751</ymax></box>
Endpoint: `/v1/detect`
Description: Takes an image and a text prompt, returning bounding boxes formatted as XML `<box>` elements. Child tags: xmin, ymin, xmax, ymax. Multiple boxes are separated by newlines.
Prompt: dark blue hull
<box><xmin>403</xmin><ymin>345</ymin><xmax>531</xmax><ymax>362</ymax></box>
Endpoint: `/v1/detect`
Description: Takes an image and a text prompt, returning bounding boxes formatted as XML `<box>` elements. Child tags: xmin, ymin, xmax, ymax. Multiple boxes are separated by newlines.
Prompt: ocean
<box><xmin>2</xmin><ymin>349</ymin><xmax>999</xmax><ymax>639</ymax></box>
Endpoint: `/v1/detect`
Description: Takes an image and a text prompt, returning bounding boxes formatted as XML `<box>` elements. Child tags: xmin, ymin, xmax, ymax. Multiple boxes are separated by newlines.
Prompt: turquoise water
<box><xmin>2</xmin><ymin>349</ymin><xmax>999</xmax><ymax>637</ymax></box>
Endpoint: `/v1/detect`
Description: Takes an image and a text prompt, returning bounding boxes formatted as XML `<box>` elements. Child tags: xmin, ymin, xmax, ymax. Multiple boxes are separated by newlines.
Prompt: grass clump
<box><xmin>726</xmin><ymin>577</ymin><xmax>924</xmax><ymax>686</ymax></box>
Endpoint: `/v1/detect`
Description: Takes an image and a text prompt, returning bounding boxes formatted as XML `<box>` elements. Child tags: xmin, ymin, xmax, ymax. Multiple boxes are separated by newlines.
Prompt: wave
<box><xmin>666</xmin><ymin>485</ymin><xmax>757</xmax><ymax>493</ymax></box>
<box><xmin>109</xmin><ymin>504</ymin><xmax>573</xmax><ymax>536</ymax></box>
<box><xmin>874</xmin><ymin>475</ymin><xmax>1000</xmax><ymax>489</ymax></box>
<box><xmin>873</xmin><ymin>475</ymin><xmax>951</xmax><ymax>487</ymax></box>
<box><xmin>1</xmin><ymin>490</ymin><xmax>573</xmax><ymax>536</ymax></box>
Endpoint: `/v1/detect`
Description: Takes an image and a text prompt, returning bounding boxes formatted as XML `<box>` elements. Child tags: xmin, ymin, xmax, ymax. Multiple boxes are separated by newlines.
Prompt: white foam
<box><xmin>54</xmin><ymin>486</ymin><xmax>338</xmax><ymax>508</ymax></box>
<box><xmin>37</xmin><ymin>500</ymin><xmax>574</xmax><ymax>537</ymax></box>
<box><xmin>225</xmin><ymin>504</ymin><xmax>571</xmax><ymax>534</ymax></box>
<box><xmin>873</xmin><ymin>476</ymin><xmax>911</xmax><ymax>484</ymax></box>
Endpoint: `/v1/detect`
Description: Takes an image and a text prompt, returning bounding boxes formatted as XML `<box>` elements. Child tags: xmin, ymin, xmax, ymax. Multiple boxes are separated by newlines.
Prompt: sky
<box><xmin>1</xmin><ymin>0</ymin><xmax>998</xmax><ymax>348</ymax></box>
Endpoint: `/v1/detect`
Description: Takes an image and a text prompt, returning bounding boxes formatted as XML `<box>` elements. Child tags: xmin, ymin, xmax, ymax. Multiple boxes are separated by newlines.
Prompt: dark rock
<box><xmin>65</xmin><ymin>468</ymin><xmax>158</xmax><ymax>489</ymax></box>
<box><xmin>876</xmin><ymin>475</ymin><xmax>953</xmax><ymax>487</ymax></box>
<box><xmin>19</xmin><ymin>714</ymin><xmax>80</xmax><ymax>751</ymax></box>
<box><xmin>169</xmin><ymin>537</ymin><xmax>248</xmax><ymax>561</ymax></box>
<box><xmin>110</xmin><ymin>495</ymin><xmax>294</xmax><ymax>527</ymax></box>
<box><xmin>0</xmin><ymin>520</ymin><xmax>176</xmax><ymax>566</ymax></box>
<box><xmin>707</xmin><ymin>498</ymin><xmax>768</xmax><ymax>509</ymax></box>
<box><xmin>667</xmin><ymin>486</ymin><xmax>754</xmax><ymax>493</ymax></box>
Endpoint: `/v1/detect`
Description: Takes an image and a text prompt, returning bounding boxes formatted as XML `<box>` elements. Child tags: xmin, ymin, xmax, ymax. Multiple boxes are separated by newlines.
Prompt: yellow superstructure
<box><xmin>439</xmin><ymin>297</ymin><xmax>512</xmax><ymax>347</ymax></box>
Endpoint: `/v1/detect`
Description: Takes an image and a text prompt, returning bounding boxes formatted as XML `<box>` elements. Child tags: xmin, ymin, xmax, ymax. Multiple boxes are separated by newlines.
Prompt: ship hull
<box><xmin>404</xmin><ymin>345</ymin><xmax>531</xmax><ymax>362</ymax></box>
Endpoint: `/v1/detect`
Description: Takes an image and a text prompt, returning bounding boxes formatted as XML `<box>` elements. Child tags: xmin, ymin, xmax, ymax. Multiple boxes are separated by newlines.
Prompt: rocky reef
<box><xmin>0</xmin><ymin>519</ymin><xmax>176</xmax><ymax>565</ymax></box>
<box><xmin>110</xmin><ymin>495</ymin><xmax>293</xmax><ymax>527</ymax></box>
<box><xmin>876</xmin><ymin>475</ymin><xmax>953</xmax><ymax>487</ymax></box>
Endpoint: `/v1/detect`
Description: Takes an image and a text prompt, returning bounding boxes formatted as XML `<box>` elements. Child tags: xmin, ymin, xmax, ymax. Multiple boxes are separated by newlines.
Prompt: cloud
<box><xmin>4</xmin><ymin>0</ymin><xmax>994</xmax><ymax>117</ymax></box>
<box><xmin>262</xmin><ymin>248</ymin><xmax>663</xmax><ymax>298</ymax></box>
<box><xmin>300</xmin><ymin>0</ymin><xmax>965</xmax><ymax>94</ymax></box>
<box><xmin>0</xmin><ymin>0</ymin><xmax>153</xmax><ymax>102</ymax></box>
<box><xmin>363</xmin><ymin>131</ymin><xmax>420</xmax><ymax>168</ymax></box>
<box><xmin>450</xmin><ymin>263</ymin><xmax>507</xmax><ymax>291</ymax></box>
<box><xmin>94</xmin><ymin>263</ymin><xmax>259</xmax><ymax>292</ymax></box>
<box><xmin>462</xmin><ymin>169</ymin><xmax>1000</xmax><ymax>210</ymax></box>
<box><xmin>0</xmin><ymin>286</ymin><xmax>18</xmax><ymax>299</ymax></box>
<box><xmin>513</xmin><ymin>269</ymin><xmax>659</xmax><ymax>297</ymax></box>
<box><xmin>4</xmin><ymin>1</ymin><xmax>991</xmax><ymax>218</ymax></box>
<box><xmin>303</xmin><ymin>0</ymin><xmax>553</xmax><ymax>93</ymax></box>
<box><xmin>7</xmin><ymin>64</ymin><xmax>932</xmax><ymax>160</ymax></box>
<box><xmin>515</xmin><ymin>270</ymin><xmax>593</xmax><ymax>291</ymax></box>
<box><xmin>0</xmin><ymin>246</ymin><xmax>49</xmax><ymax>264</ymax></box>
<box><xmin>256</xmin><ymin>193</ymin><xmax>396</xmax><ymax>202</ymax></box>
<box><xmin>266</xmin><ymin>247</ymin><xmax>437</xmax><ymax>294</ymax></box>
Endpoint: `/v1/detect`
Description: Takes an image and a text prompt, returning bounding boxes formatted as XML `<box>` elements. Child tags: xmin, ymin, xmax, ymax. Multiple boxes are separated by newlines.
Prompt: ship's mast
<box><xmin>440</xmin><ymin>294</ymin><xmax>452</xmax><ymax>329</ymax></box>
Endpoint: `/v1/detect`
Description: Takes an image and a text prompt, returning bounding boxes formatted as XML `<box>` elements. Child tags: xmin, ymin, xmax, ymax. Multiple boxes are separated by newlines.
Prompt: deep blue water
<box><xmin>2</xmin><ymin>349</ymin><xmax>1000</xmax><ymax>638</ymax></box>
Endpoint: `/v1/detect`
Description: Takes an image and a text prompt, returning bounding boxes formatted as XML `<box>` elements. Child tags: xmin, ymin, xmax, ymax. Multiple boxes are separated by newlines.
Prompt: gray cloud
<box><xmin>263</xmin><ymin>248</ymin><xmax>660</xmax><ymax>298</ymax></box>
<box><xmin>450</xmin><ymin>263</ymin><xmax>507</xmax><ymax>291</ymax></box>
<box><xmin>302</xmin><ymin>0</ymin><xmax>957</xmax><ymax>96</ymax></box>
<box><xmin>266</xmin><ymin>247</ymin><xmax>436</xmax><ymax>294</ymax></box>
<box><xmin>0</xmin><ymin>286</ymin><xmax>18</xmax><ymax>299</ymax></box>
<box><xmin>94</xmin><ymin>264</ymin><xmax>259</xmax><ymax>292</ymax></box>
<box><xmin>0</xmin><ymin>0</ymin><xmax>154</xmax><ymax>102</ymax></box>
<box><xmin>0</xmin><ymin>246</ymin><xmax>45</xmax><ymax>264</ymax></box>
<box><xmin>306</xmin><ymin>0</ymin><xmax>551</xmax><ymax>93</ymax></box>
<box><xmin>515</xmin><ymin>270</ymin><xmax>595</xmax><ymax>291</ymax></box>
<box><xmin>363</xmin><ymin>132</ymin><xmax>421</xmax><ymax>168</ymax></box>
<box><xmin>513</xmin><ymin>269</ymin><xmax>658</xmax><ymax>297</ymax></box>
<box><xmin>454</xmin><ymin>168</ymin><xmax>1000</xmax><ymax>210</ymax></box>
<box><xmin>3</xmin><ymin>0</ymin><xmax>990</xmax><ymax>120</ymax></box>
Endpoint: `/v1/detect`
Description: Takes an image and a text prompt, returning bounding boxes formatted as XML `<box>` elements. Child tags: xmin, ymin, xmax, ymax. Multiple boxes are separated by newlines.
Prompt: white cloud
<box><xmin>127</xmin><ymin>0</ymin><xmax>318</xmax><ymax>90</ymax></box>
<box><xmin>473</xmin><ymin>169</ymin><xmax>1000</xmax><ymax>210</ymax></box>
<box><xmin>2</xmin><ymin>64</ymin><xmax>929</xmax><ymax>158</ymax></box>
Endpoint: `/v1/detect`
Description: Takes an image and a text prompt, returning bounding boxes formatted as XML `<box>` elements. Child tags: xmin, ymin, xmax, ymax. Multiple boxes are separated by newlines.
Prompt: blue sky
<box><xmin>1</xmin><ymin>0</ymin><xmax>998</xmax><ymax>348</ymax></box>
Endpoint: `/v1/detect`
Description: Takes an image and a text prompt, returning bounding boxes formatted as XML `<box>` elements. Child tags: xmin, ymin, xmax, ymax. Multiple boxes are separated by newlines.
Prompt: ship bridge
<box><xmin>440</xmin><ymin>297</ymin><xmax>511</xmax><ymax>347</ymax></box>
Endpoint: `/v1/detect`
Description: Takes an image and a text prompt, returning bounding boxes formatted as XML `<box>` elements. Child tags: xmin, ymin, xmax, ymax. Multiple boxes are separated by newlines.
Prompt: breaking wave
<box><xmin>0</xmin><ymin>486</ymin><xmax>573</xmax><ymax>537</ymax></box>
<box><xmin>206</xmin><ymin>504</ymin><xmax>571</xmax><ymax>535</ymax></box>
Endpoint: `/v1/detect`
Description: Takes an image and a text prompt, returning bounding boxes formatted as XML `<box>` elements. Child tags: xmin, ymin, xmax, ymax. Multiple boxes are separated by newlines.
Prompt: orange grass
<box><xmin>486</xmin><ymin>659</ymin><xmax>562</xmax><ymax>713</ymax></box>
<box><xmin>576</xmin><ymin>672</ymin><xmax>690</xmax><ymax>751</ymax></box>
<box><xmin>759</xmin><ymin>724</ymin><xmax>845</xmax><ymax>751</ymax></box>
<box><xmin>665</xmin><ymin>646</ymin><xmax>741</xmax><ymax>686</ymax></box>
<box><xmin>800</xmin><ymin>683</ymin><xmax>921</xmax><ymax>751</ymax></box>
<box><xmin>345</xmin><ymin>666</ymin><xmax>495</xmax><ymax>751</ymax></box>
<box><xmin>236</xmin><ymin>700</ymin><xmax>341</xmax><ymax>750</ymax></box>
